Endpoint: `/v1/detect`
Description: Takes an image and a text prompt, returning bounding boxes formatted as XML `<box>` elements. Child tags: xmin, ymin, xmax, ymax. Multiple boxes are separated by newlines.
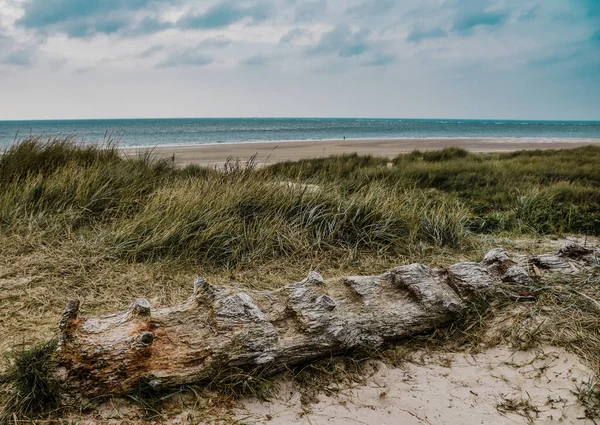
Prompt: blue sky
<box><xmin>0</xmin><ymin>0</ymin><xmax>598</xmax><ymax>120</ymax></box>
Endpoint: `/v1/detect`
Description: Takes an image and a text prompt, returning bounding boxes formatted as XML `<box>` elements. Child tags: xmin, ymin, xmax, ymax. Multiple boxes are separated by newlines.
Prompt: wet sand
<box><xmin>121</xmin><ymin>137</ymin><xmax>600</xmax><ymax>166</ymax></box>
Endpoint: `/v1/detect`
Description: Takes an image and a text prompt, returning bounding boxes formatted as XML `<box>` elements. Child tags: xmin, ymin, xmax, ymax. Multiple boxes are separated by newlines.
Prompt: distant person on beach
<box><xmin>343</xmin><ymin>136</ymin><xmax>345</xmax><ymax>140</ymax></box>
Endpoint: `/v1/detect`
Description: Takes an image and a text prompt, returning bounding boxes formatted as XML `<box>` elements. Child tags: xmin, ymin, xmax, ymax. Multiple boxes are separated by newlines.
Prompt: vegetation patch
<box><xmin>0</xmin><ymin>341</ymin><xmax>62</xmax><ymax>424</ymax></box>
<box><xmin>2</xmin><ymin>139</ymin><xmax>600</xmax><ymax>422</ymax></box>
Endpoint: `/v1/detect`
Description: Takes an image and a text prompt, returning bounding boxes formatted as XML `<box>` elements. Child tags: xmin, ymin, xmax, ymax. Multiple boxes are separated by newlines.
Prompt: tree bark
<box><xmin>54</xmin><ymin>241</ymin><xmax>598</xmax><ymax>397</ymax></box>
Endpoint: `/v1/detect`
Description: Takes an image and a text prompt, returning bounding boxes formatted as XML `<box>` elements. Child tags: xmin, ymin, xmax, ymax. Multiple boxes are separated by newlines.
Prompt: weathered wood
<box><xmin>54</xmin><ymin>242</ymin><xmax>598</xmax><ymax>397</ymax></box>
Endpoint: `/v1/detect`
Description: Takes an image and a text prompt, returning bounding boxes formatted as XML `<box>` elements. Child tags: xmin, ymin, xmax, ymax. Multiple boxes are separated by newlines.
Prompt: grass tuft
<box><xmin>0</xmin><ymin>340</ymin><xmax>62</xmax><ymax>424</ymax></box>
<box><xmin>574</xmin><ymin>377</ymin><xmax>600</xmax><ymax>421</ymax></box>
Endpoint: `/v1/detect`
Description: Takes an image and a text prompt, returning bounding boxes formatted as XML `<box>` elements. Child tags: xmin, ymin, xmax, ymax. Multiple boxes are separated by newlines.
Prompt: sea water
<box><xmin>1</xmin><ymin>118</ymin><xmax>599</xmax><ymax>148</ymax></box>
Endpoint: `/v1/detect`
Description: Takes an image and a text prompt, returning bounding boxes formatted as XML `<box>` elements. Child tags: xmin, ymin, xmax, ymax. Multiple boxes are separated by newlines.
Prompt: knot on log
<box><xmin>483</xmin><ymin>248</ymin><xmax>510</xmax><ymax>265</ymax></box>
<box><xmin>343</xmin><ymin>275</ymin><xmax>390</xmax><ymax>304</ymax></box>
<box><xmin>482</xmin><ymin>248</ymin><xmax>517</xmax><ymax>275</ymax></box>
<box><xmin>194</xmin><ymin>277</ymin><xmax>228</xmax><ymax>303</ymax></box>
<box><xmin>138</xmin><ymin>331</ymin><xmax>154</xmax><ymax>346</ymax></box>
<box><xmin>392</xmin><ymin>264</ymin><xmax>461</xmax><ymax>312</ymax></box>
<box><xmin>60</xmin><ymin>299</ymin><xmax>80</xmax><ymax>327</ymax></box>
<box><xmin>527</xmin><ymin>254</ymin><xmax>575</xmax><ymax>274</ymax></box>
<box><xmin>129</xmin><ymin>298</ymin><xmax>151</xmax><ymax>317</ymax></box>
<box><xmin>283</xmin><ymin>273</ymin><xmax>339</xmax><ymax>334</ymax></box>
<box><xmin>315</xmin><ymin>294</ymin><xmax>337</xmax><ymax>311</ymax></box>
<box><xmin>58</xmin><ymin>299</ymin><xmax>80</xmax><ymax>348</ymax></box>
<box><xmin>516</xmin><ymin>242</ymin><xmax>594</xmax><ymax>275</ymax></box>
<box><xmin>558</xmin><ymin>241</ymin><xmax>593</xmax><ymax>259</ymax></box>
<box><xmin>447</xmin><ymin>262</ymin><xmax>495</xmax><ymax>295</ymax></box>
<box><xmin>502</xmin><ymin>266</ymin><xmax>533</xmax><ymax>285</ymax></box>
<box><xmin>216</xmin><ymin>292</ymin><xmax>268</xmax><ymax>323</ymax></box>
<box><xmin>302</xmin><ymin>271</ymin><xmax>325</xmax><ymax>286</ymax></box>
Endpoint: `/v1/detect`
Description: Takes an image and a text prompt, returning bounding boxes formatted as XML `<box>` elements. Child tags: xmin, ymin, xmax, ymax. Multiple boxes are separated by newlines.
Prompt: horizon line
<box><xmin>1</xmin><ymin>116</ymin><xmax>600</xmax><ymax>123</ymax></box>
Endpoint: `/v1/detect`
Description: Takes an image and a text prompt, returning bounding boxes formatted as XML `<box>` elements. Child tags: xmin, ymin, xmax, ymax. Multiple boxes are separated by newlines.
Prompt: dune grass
<box><xmin>3</xmin><ymin>140</ymin><xmax>599</xmax><ymax>270</ymax></box>
<box><xmin>0</xmin><ymin>139</ymin><xmax>475</xmax><ymax>269</ymax></box>
<box><xmin>263</xmin><ymin>145</ymin><xmax>600</xmax><ymax>235</ymax></box>
<box><xmin>1</xmin><ymin>138</ymin><xmax>600</xmax><ymax>422</ymax></box>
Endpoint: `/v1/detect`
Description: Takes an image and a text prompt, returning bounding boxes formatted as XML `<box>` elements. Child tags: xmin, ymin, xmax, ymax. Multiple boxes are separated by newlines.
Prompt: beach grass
<box><xmin>0</xmin><ymin>139</ymin><xmax>475</xmax><ymax>268</ymax></box>
<box><xmin>263</xmin><ymin>146</ymin><xmax>600</xmax><ymax>235</ymax></box>
<box><xmin>1</xmin><ymin>138</ymin><xmax>600</xmax><ymax>422</ymax></box>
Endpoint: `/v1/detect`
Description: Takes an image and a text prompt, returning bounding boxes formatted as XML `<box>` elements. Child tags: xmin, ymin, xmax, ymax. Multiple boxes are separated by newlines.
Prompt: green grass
<box><xmin>4</xmin><ymin>140</ymin><xmax>599</xmax><ymax>270</ymax></box>
<box><xmin>0</xmin><ymin>341</ymin><xmax>62</xmax><ymax>424</ymax></box>
<box><xmin>262</xmin><ymin>146</ymin><xmax>600</xmax><ymax>235</ymax></box>
<box><xmin>0</xmin><ymin>139</ymin><xmax>476</xmax><ymax>269</ymax></box>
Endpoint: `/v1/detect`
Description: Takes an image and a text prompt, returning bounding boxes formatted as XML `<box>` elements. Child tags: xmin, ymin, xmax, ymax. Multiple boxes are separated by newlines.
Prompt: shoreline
<box><xmin>118</xmin><ymin>136</ymin><xmax>600</xmax><ymax>149</ymax></box>
<box><xmin>120</xmin><ymin>137</ymin><xmax>600</xmax><ymax>166</ymax></box>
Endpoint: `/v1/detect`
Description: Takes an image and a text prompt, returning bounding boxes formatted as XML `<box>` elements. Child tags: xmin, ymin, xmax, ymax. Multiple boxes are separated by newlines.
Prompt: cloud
<box><xmin>1</xmin><ymin>49</ymin><xmax>36</xmax><ymax>66</ymax></box>
<box><xmin>1</xmin><ymin>0</ymin><xmax>599</xmax><ymax>120</ymax></box>
<box><xmin>0</xmin><ymin>33</ymin><xmax>37</xmax><ymax>67</ymax></box>
<box><xmin>406</xmin><ymin>1</ymin><xmax>511</xmax><ymax>42</ymax></box>
<box><xmin>179</xmin><ymin>1</ymin><xmax>274</xmax><ymax>29</ymax></box>
<box><xmin>518</xmin><ymin>5</ymin><xmax>540</xmax><ymax>22</ymax></box>
<box><xmin>407</xmin><ymin>27</ymin><xmax>447</xmax><ymax>43</ymax></box>
<box><xmin>135</xmin><ymin>44</ymin><xmax>164</xmax><ymax>59</ymax></box>
<box><xmin>361</xmin><ymin>53</ymin><xmax>396</xmax><ymax>67</ymax></box>
<box><xmin>577</xmin><ymin>0</ymin><xmax>600</xmax><ymax>18</ymax></box>
<box><xmin>347</xmin><ymin>0</ymin><xmax>396</xmax><ymax>16</ymax></box>
<box><xmin>279</xmin><ymin>28</ymin><xmax>305</xmax><ymax>44</ymax></box>
<box><xmin>59</xmin><ymin>16</ymin><xmax>130</xmax><ymax>38</ymax></box>
<box><xmin>18</xmin><ymin>0</ymin><xmax>148</xmax><ymax>28</ymax></box>
<box><xmin>452</xmin><ymin>9</ymin><xmax>510</xmax><ymax>34</ymax></box>
<box><xmin>156</xmin><ymin>47</ymin><xmax>214</xmax><ymax>68</ymax></box>
<box><xmin>125</xmin><ymin>17</ymin><xmax>174</xmax><ymax>36</ymax></box>
<box><xmin>529</xmin><ymin>50</ymin><xmax>580</xmax><ymax>67</ymax></box>
<box><xmin>294</xmin><ymin>1</ymin><xmax>326</xmax><ymax>23</ymax></box>
<box><xmin>16</xmin><ymin>0</ymin><xmax>173</xmax><ymax>37</ymax></box>
<box><xmin>241</xmin><ymin>54</ymin><xmax>269</xmax><ymax>66</ymax></box>
<box><xmin>15</xmin><ymin>0</ymin><xmax>277</xmax><ymax>38</ymax></box>
<box><xmin>307</xmin><ymin>25</ymin><xmax>371</xmax><ymax>57</ymax></box>
<box><xmin>199</xmin><ymin>37</ymin><xmax>232</xmax><ymax>48</ymax></box>
<box><xmin>528</xmin><ymin>32</ymin><xmax>600</xmax><ymax>81</ymax></box>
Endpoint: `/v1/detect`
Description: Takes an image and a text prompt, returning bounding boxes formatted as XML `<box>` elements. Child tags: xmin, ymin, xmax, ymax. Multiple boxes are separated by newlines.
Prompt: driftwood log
<box><xmin>54</xmin><ymin>242</ymin><xmax>598</xmax><ymax>397</ymax></box>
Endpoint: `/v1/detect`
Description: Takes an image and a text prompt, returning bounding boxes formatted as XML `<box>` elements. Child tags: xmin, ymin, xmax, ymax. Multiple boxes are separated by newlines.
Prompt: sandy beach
<box><xmin>121</xmin><ymin>137</ymin><xmax>600</xmax><ymax>166</ymax></box>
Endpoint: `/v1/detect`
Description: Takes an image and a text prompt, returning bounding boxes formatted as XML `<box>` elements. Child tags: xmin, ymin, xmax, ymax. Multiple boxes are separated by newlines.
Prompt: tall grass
<box><xmin>264</xmin><ymin>146</ymin><xmax>600</xmax><ymax>235</ymax></box>
<box><xmin>0</xmin><ymin>139</ymin><xmax>472</xmax><ymax>269</ymax></box>
<box><xmin>2</xmin><ymin>140</ymin><xmax>599</xmax><ymax>270</ymax></box>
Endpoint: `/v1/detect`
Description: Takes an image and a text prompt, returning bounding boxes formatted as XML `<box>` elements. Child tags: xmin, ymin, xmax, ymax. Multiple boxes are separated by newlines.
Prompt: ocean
<box><xmin>1</xmin><ymin>118</ymin><xmax>599</xmax><ymax>148</ymax></box>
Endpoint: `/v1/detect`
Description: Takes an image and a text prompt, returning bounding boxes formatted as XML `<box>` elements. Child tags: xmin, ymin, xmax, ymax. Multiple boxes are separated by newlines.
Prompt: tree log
<box><xmin>54</xmin><ymin>242</ymin><xmax>598</xmax><ymax>397</ymax></box>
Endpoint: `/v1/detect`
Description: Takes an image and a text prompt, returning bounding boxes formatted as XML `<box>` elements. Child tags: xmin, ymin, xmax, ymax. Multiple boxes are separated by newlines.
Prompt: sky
<box><xmin>0</xmin><ymin>0</ymin><xmax>598</xmax><ymax>120</ymax></box>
